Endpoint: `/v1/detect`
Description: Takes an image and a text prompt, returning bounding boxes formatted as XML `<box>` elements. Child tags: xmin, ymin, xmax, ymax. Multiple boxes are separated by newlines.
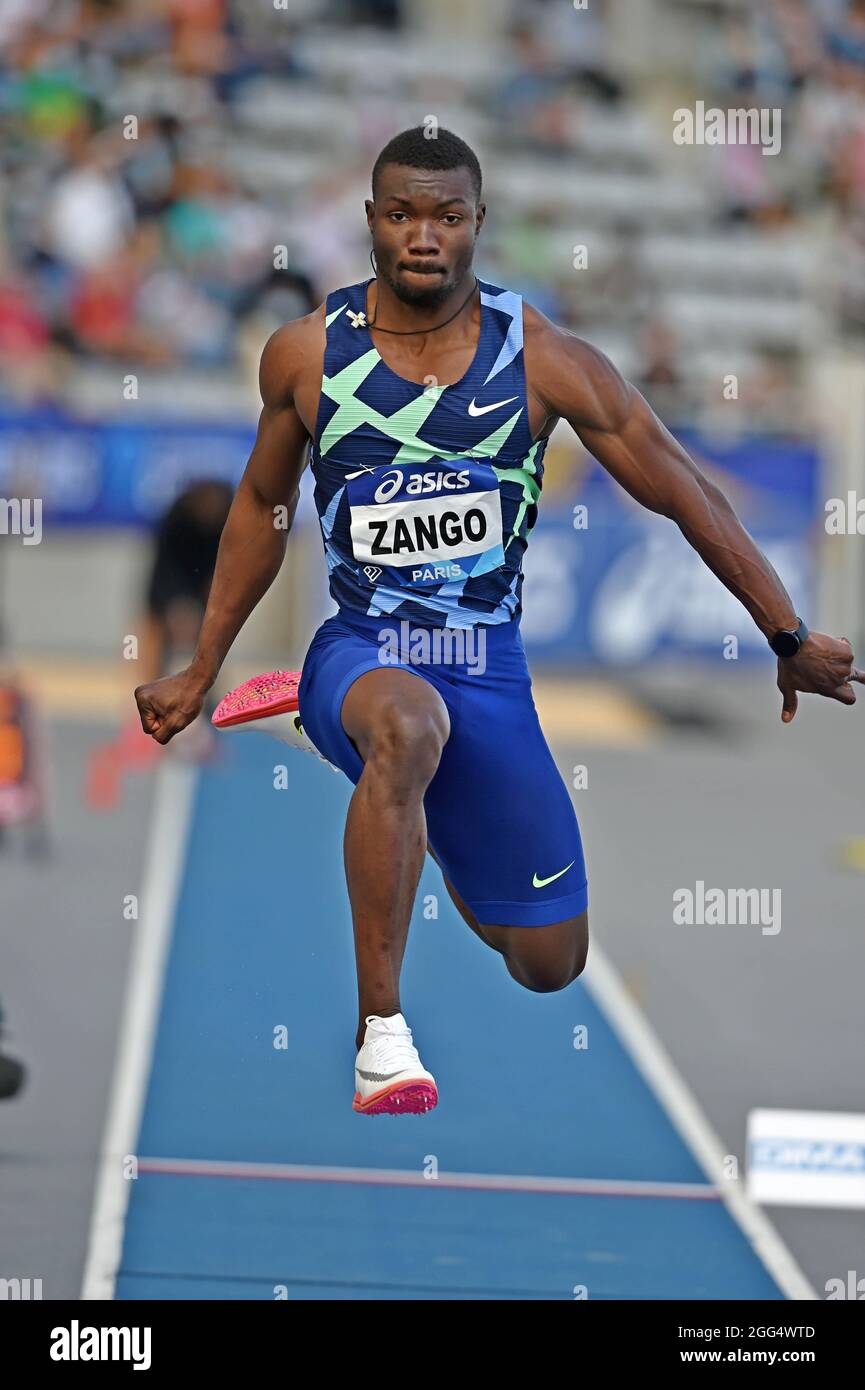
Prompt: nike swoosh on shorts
<box><xmin>532</xmin><ymin>860</ymin><xmax>576</xmax><ymax>888</ymax></box>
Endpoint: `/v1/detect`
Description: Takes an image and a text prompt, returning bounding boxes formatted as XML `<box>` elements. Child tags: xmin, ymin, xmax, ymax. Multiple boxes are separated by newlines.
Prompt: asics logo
<box><xmin>373</xmin><ymin>468</ymin><xmax>471</xmax><ymax>503</ymax></box>
<box><xmin>532</xmin><ymin>860</ymin><xmax>575</xmax><ymax>888</ymax></box>
<box><xmin>467</xmin><ymin>396</ymin><xmax>518</xmax><ymax>416</ymax></box>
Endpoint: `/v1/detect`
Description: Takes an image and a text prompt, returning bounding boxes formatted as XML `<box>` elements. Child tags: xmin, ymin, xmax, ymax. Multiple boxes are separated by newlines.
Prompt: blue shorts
<box><xmin>297</xmin><ymin>608</ymin><xmax>588</xmax><ymax>928</ymax></box>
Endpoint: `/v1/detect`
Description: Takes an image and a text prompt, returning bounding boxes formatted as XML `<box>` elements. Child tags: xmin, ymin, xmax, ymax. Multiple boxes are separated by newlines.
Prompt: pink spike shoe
<box><xmin>211</xmin><ymin>670</ymin><xmax>338</xmax><ymax>771</ymax></box>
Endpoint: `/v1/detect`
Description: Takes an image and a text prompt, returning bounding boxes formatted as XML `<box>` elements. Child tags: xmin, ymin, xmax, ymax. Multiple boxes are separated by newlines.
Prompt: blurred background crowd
<box><xmin>2</xmin><ymin>0</ymin><xmax>865</xmax><ymax>435</ymax></box>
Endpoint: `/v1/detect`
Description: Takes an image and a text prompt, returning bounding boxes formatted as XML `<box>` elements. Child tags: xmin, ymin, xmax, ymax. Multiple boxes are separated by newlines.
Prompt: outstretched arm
<box><xmin>135</xmin><ymin>323</ymin><xmax>311</xmax><ymax>744</ymax></box>
<box><xmin>529</xmin><ymin>318</ymin><xmax>864</xmax><ymax>721</ymax></box>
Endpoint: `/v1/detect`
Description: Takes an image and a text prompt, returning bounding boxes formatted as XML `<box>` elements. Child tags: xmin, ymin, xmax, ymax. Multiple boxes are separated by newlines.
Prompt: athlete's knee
<box><xmin>509</xmin><ymin>955</ymin><xmax>585</xmax><ymax>993</ymax></box>
<box><xmin>368</xmin><ymin>698</ymin><xmax>448</xmax><ymax>790</ymax></box>
<box><xmin>505</xmin><ymin>915</ymin><xmax>589</xmax><ymax>992</ymax></box>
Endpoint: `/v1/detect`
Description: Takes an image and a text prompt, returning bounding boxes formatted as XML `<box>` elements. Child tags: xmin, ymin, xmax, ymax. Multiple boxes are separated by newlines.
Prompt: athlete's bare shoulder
<box><xmin>258</xmin><ymin>303</ymin><xmax>327</xmax><ymax>410</ymax></box>
<box><xmin>522</xmin><ymin>300</ymin><xmax>631</xmax><ymax>432</ymax></box>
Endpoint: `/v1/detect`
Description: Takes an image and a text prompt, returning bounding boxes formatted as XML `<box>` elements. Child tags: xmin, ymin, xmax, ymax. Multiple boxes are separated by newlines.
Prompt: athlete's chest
<box><xmin>305</xmin><ymin>283</ymin><xmax>549</xmax><ymax>444</ymax></box>
<box><xmin>370</xmin><ymin>332</ymin><xmax>477</xmax><ymax>391</ymax></box>
<box><xmin>300</xmin><ymin>369</ymin><xmax>548</xmax><ymax>446</ymax></box>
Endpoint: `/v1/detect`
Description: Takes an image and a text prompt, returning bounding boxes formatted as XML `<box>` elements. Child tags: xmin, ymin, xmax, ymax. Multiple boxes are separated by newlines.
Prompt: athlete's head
<box><xmin>367</xmin><ymin>127</ymin><xmax>485</xmax><ymax>308</ymax></box>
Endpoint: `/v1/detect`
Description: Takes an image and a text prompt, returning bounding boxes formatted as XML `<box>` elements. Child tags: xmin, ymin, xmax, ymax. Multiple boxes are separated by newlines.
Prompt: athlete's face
<box><xmin>366</xmin><ymin>165</ymin><xmax>485</xmax><ymax>307</ymax></box>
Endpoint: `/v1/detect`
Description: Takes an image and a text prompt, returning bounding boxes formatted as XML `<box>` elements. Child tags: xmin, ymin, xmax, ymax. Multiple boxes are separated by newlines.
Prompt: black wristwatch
<box><xmin>769</xmin><ymin>617</ymin><xmax>809</xmax><ymax>658</ymax></box>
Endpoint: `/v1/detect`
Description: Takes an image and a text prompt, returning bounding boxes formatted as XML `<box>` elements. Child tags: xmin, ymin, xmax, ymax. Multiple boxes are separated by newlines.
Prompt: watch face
<box><xmin>772</xmin><ymin>629</ymin><xmax>800</xmax><ymax>658</ymax></box>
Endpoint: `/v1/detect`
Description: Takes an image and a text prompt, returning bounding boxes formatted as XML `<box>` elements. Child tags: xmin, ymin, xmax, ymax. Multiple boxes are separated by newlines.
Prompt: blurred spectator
<box><xmin>120</xmin><ymin>114</ymin><xmax>182</xmax><ymax>218</ymax></box>
<box><xmin>43</xmin><ymin>127</ymin><xmax>135</xmax><ymax>271</ymax></box>
<box><xmin>334</xmin><ymin>0</ymin><xmax>403</xmax><ymax>28</ymax></box>
<box><xmin>0</xmin><ymin>999</ymin><xmax>26</xmax><ymax>1099</ymax></box>
<box><xmin>638</xmin><ymin>316</ymin><xmax>683</xmax><ymax>392</ymax></box>
<box><xmin>235</xmin><ymin>263</ymin><xmax>317</xmax><ymax>406</ymax></box>
<box><xmin>83</xmin><ymin>477</ymin><xmax>235</xmax><ymax>803</ymax></box>
<box><xmin>167</xmin><ymin>0</ymin><xmax>229</xmax><ymax>77</ymax></box>
<box><xmin>833</xmin><ymin>209</ymin><xmax>865</xmax><ymax>330</ymax></box>
<box><xmin>634</xmin><ymin>316</ymin><xmax>700</xmax><ymax>424</ymax></box>
<box><xmin>0</xmin><ymin>272</ymin><xmax>56</xmax><ymax>400</ymax></box>
<box><xmin>535</xmin><ymin>0</ymin><xmax>622</xmax><ymax>103</ymax></box>
<box><xmin>140</xmin><ymin>479</ymin><xmax>234</xmax><ymax>685</ymax></box>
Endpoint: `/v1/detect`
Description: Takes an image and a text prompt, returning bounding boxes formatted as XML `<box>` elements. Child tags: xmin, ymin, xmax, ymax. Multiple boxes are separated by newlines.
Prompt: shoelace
<box><xmin>365</xmin><ymin>1025</ymin><xmax>421</xmax><ymax>1070</ymax></box>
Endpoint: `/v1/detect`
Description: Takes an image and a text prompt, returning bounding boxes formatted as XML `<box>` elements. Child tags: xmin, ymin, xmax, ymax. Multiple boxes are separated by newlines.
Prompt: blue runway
<box><xmin>111</xmin><ymin>733</ymin><xmax>791</xmax><ymax>1300</ymax></box>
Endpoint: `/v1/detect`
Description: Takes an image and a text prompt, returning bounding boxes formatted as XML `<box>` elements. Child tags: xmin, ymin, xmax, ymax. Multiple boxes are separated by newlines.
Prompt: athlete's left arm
<box><xmin>528</xmin><ymin>316</ymin><xmax>865</xmax><ymax>721</ymax></box>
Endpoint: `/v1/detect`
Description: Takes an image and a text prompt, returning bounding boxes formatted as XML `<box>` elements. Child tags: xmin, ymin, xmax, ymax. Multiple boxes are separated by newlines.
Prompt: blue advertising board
<box><xmin>0</xmin><ymin>410</ymin><xmax>253</xmax><ymax>527</ymax></box>
<box><xmin>0</xmin><ymin>409</ymin><xmax>819</xmax><ymax>663</ymax></box>
<box><xmin>520</xmin><ymin>430</ymin><xmax>819</xmax><ymax>664</ymax></box>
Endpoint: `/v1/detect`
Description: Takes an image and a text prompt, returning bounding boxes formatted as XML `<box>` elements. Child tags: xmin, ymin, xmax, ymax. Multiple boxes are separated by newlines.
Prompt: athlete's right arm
<box><xmin>134</xmin><ymin>320</ymin><xmax>314</xmax><ymax>744</ymax></box>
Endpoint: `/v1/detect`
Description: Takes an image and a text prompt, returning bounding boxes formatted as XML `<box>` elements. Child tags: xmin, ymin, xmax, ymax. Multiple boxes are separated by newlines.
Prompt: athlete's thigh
<box><xmin>297</xmin><ymin>615</ymin><xmax>454</xmax><ymax>784</ymax></box>
<box><xmin>424</xmin><ymin>673</ymin><xmax>588</xmax><ymax>929</ymax></box>
<box><xmin>341</xmin><ymin>664</ymin><xmax>450</xmax><ymax>763</ymax></box>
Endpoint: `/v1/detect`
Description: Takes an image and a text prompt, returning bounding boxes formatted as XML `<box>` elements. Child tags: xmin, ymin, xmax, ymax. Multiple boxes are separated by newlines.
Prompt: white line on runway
<box><xmin>80</xmin><ymin>759</ymin><xmax>198</xmax><ymax>1301</ymax></box>
<box><xmin>583</xmin><ymin>942</ymin><xmax>817</xmax><ymax>1300</ymax></box>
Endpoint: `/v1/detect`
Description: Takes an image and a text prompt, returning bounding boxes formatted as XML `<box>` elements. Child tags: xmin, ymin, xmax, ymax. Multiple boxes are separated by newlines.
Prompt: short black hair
<box><xmin>372</xmin><ymin>126</ymin><xmax>482</xmax><ymax>200</ymax></box>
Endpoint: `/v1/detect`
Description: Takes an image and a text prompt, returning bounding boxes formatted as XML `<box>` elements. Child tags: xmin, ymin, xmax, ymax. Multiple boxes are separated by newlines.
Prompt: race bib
<box><xmin>346</xmin><ymin>461</ymin><xmax>504</xmax><ymax>589</ymax></box>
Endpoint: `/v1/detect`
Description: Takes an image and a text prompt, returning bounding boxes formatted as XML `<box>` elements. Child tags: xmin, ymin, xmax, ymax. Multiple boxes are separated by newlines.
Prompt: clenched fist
<box><xmin>134</xmin><ymin>670</ymin><xmax>209</xmax><ymax>745</ymax></box>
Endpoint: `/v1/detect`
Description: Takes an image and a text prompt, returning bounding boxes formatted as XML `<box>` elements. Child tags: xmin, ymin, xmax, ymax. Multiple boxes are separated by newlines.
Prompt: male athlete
<box><xmin>135</xmin><ymin>128</ymin><xmax>864</xmax><ymax>1116</ymax></box>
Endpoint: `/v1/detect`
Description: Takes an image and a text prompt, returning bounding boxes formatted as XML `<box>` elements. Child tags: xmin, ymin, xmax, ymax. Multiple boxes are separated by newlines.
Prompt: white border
<box><xmin>80</xmin><ymin>760</ymin><xmax>198</xmax><ymax>1300</ymax></box>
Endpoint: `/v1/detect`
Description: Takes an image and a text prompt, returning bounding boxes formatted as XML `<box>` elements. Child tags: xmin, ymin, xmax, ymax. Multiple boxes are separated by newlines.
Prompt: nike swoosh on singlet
<box><xmin>532</xmin><ymin>860</ymin><xmax>576</xmax><ymax>888</ymax></box>
<box><xmin>467</xmin><ymin>396</ymin><xmax>518</xmax><ymax>416</ymax></box>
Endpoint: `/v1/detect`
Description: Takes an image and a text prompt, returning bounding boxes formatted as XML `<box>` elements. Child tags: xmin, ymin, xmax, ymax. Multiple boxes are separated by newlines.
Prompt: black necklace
<box><xmin>366</xmin><ymin>267</ymin><xmax>479</xmax><ymax>336</ymax></box>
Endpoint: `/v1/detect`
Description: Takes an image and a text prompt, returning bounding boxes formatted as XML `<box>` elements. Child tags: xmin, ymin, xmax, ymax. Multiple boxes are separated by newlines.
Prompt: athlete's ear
<box><xmin>475</xmin><ymin>202</ymin><xmax>486</xmax><ymax>233</ymax></box>
<box><xmin>364</xmin><ymin>199</ymin><xmax>375</xmax><ymax>231</ymax></box>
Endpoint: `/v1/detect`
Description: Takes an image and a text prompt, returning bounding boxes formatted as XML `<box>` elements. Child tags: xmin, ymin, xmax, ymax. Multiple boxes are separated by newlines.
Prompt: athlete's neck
<box><xmin>366</xmin><ymin>272</ymin><xmax>478</xmax><ymax>335</ymax></box>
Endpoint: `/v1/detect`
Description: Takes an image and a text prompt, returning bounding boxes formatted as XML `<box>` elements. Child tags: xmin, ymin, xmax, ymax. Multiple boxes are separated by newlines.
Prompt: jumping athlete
<box><xmin>134</xmin><ymin>128</ymin><xmax>864</xmax><ymax>1116</ymax></box>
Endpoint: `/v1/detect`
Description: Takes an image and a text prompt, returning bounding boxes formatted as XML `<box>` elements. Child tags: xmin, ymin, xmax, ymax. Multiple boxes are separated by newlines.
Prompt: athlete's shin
<box><xmin>344</xmin><ymin>732</ymin><xmax>442</xmax><ymax>1046</ymax></box>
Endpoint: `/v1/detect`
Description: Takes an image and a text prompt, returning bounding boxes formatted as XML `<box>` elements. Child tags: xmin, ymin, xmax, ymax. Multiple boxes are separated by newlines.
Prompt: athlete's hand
<box><xmin>134</xmin><ymin>670</ymin><xmax>209</xmax><ymax>745</ymax></box>
<box><xmin>777</xmin><ymin>632</ymin><xmax>865</xmax><ymax>723</ymax></box>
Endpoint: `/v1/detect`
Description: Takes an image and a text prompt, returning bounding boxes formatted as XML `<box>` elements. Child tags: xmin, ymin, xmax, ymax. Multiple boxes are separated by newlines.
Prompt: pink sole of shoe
<box><xmin>353</xmin><ymin>1081</ymin><xmax>438</xmax><ymax>1115</ymax></box>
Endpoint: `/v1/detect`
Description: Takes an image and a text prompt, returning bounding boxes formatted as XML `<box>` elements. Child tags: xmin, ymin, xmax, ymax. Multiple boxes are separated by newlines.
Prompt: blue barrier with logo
<box><xmin>521</xmin><ymin>431</ymin><xmax>819</xmax><ymax>664</ymax></box>
<box><xmin>0</xmin><ymin>409</ymin><xmax>253</xmax><ymax>527</ymax></box>
<box><xmin>0</xmin><ymin>409</ymin><xmax>819</xmax><ymax>663</ymax></box>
